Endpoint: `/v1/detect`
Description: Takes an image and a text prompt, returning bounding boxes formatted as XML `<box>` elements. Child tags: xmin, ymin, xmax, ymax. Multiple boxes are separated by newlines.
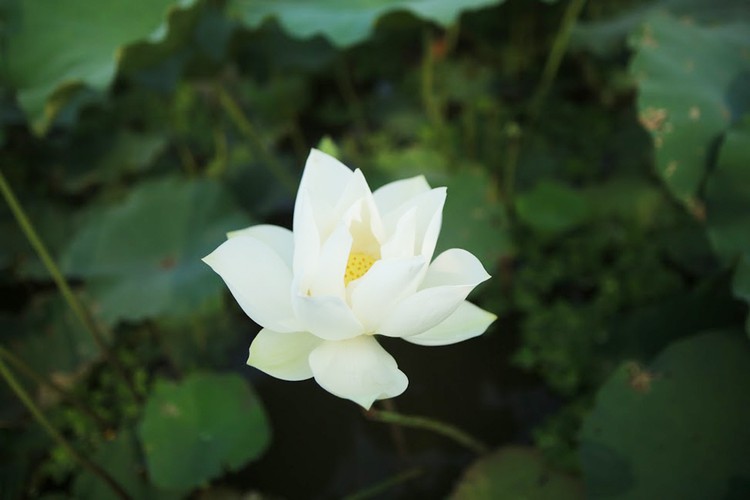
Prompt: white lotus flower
<box><xmin>203</xmin><ymin>149</ymin><xmax>496</xmax><ymax>409</ymax></box>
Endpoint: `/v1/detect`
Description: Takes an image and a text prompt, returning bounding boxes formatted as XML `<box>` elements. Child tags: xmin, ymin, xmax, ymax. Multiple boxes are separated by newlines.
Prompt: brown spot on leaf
<box><xmin>664</xmin><ymin>161</ymin><xmax>678</xmax><ymax>178</ymax></box>
<box><xmin>161</xmin><ymin>402</ymin><xmax>181</xmax><ymax>417</ymax></box>
<box><xmin>160</xmin><ymin>255</ymin><xmax>177</xmax><ymax>270</ymax></box>
<box><xmin>626</xmin><ymin>362</ymin><xmax>659</xmax><ymax>393</ymax></box>
<box><xmin>640</xmin><ymin>25</ymin><xmax>658</xmax><ymax>48</ymax></box>
<box><xmin>686</xmin><ymin>197</ymin><xmax>706</xmax><ymax>221</ymax></box>
<box><xmin>689</xmin><ymin>106</ymin><xmax>701</xmax><ymax>120</ymax></box>
<box><xmin>639</xmin><ymin>107</ymin><xmax>668</xmax><ymax>132</ymax></box>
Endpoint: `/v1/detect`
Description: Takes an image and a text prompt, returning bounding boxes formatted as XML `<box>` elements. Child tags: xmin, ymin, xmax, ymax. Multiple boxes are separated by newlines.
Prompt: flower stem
<box><xmin>528</xmin><ymin>0</ymin><xmax>588</xmax><ymax>121</ymax></box>
<box><xmin>0</xmin><ymin>168</ymin><xmax>140</xmax><ymax>404</ymax></box>
<box><xmin>365</xmin><ymin>408</ymin><xmax>489</xmax><ymax>455</ymax></box>
<box><xmin>343</xmin><ymin>468</ymin><xmax>422</xmax><ymax>500</ymax></box>
<box><xmin>215</xmin><ymin>86</ymin><xmax>298</xmax><ymax>194</ymax></box>
<box><xmin>0</xmin><ymin>346</ymin><xmax>109</xmax><ymax>431</ymax></box>
<box><xmin>0</xmin><ymin>355</ymin><xmax>131</xmax><ymax>500</ymax></box>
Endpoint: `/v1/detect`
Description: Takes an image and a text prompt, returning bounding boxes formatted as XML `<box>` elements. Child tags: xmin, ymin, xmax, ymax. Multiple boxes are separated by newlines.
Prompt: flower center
<box><xmin>344</xmin><ymin>252</ymin><xmax>377</xmax><ymax>285</ymax></box>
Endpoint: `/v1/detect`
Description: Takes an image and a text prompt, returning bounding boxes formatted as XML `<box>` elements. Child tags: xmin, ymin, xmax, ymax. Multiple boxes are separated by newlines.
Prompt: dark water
<box><xmin>230</xmin><ymin>316</ymin><xmax>559</xmax><ymax>499</ymax></box>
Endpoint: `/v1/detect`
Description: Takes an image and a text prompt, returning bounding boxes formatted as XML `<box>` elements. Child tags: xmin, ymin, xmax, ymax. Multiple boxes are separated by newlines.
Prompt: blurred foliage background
<box><xmin>1</xmin><ymin>0</ymin><xmax>749</xmax><ymax>498</ymax></box>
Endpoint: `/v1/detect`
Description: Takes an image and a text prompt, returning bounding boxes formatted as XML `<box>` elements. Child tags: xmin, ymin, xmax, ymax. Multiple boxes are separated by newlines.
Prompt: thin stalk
<box><xmin>528</xmin><ymin>0</ymin><xmax>588</xmax><ymax>121</ymax></box>
<box><xmin>365</xmin><ymin>409</ymin><xmax>489</xmax><ymax>455</ymax></box>
<box><xmin>0</xmin><ymin>356</ymin><xmax>131</xmax><ymax>500</ymax></box>
<box><xmin>0</xmin><ymin>169</ymin><xmax>140</xmax><ymax>404</ymax></box>
<box><xmin>215</xmin><ymin>87</ymin><xmax>297</xmax><ymax>194</ymax></box>
<box><xmin>343</xmin><ymin>468</ymin><xmax>422</xmax><ymax>500</ymax></box>
<box><xmin>0</xmin><ymin>346</ymin><xmax>109</xmax><ymax>431</ymax></box>
<box><xmin>379</xmin><ymin>398</ymin><xmax>408</xmax><ymax>459</ymax></box>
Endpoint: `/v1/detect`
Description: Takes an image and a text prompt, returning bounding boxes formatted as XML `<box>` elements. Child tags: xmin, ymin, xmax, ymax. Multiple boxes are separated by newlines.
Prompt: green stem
<box><xmin>365</xmin><ymin>409</ymin><xmax>489</xmax><ymax>455</ymax></box>
<box><xmin>0</xmin><ymin>169</ymin><xmax>140</xmax><ymax>404</ymax></box>
<box><xmin>0</xmin><ymin>346</ymin><xmax>109</xmax><ymax>431</ymax></box>
<box><xmin>343</xmin><ymin>468</ymin><xmax>422</xmax><ymax>500</ymax></box>
<box><xmin>0</xmin><ymin>356</ymin><xmax>131</xmax><ymax>500</ymax></box>
<box><xmin>215</xmin><ymin>87</ymin><xmax>297</xmax><ymax>194</ymax></box>
<box><xmin>528</xmin><ymin>0</ymin><xmax>588</xmax><ymax>121</ymax></box>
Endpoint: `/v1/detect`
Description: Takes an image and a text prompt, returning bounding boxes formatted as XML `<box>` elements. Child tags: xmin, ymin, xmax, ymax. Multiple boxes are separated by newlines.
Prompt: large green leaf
<box><xmin>7</xmin><ymin>295</ymin><xmax>104</xmax><ymax>379</ymax></box>
<box><xmin>580</xmin><ymin>331</ymin><xmax>750</xmax><ymax>499</ymax></box>
<box><xmin>515</xmin><ymin>180</ymin><xmax>591</xmax><ymax>236</ymax></box>
<box><xmin>73</xmin><ymin>430</ymin><xmax>178</xmax><ymax>500</ymax></box>
<box><xmin>450</xmin><ymin>446</ymin><xmax>583</xmax><ymax>499</ymax></box>
<box><xmin>629</xmin><ymin>13</ymin><xmax>750</xmax><ymax>207</ymax></box>
<box><xmin>572</xmin><ymin>0</ymin><xmax>750</xmax><ymax>57</ymax></box>
<box><xmin>705</xmin><ymin>121</ymin><xmax>750</xmax><ymax>263</ymax></box>
<box><xmin>705</xmin><ymin>120</ymin><xmax>750</xmax><ymax>333</ymax></box>
<box><xmin>436</xmin><ymin>166</ymin><xmax>511</xmax><ymax>274</ymax></box>
<box><xmin>2</xmin><ymin>0</ymin><xmax>197</xmax><ymax>134</ymax></box>
<box><xmin>60</xmin><ymin>177</ymin><xmax>250</xmax><ymax>325</ymax></box>
<box><xmin>139</xmin><ymin>373</ymin><xmax>271</xmax><ymax>491</ymax></box>
<box><xmin>228</xmin><ymin>0</ymin><xmax>507</xmax><ymax>47</ymax></box>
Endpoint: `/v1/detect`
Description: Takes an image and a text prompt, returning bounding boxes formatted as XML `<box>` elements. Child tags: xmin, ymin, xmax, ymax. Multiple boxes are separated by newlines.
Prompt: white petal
<box><xmin>373</xmin><ymin>175</ymin><xmax>431</xmax><ymax>215</ymax></box>
<box><xmin>382</xmin><ymin>187</ymin><xmax>446</xmax><ymax>263</ymax></box>
<box><xmin>292</xmin><ymin>191</ymin><xmax>321</xmax><ymax>292</ymax></box>
<box><xmin>227</xmin><ymin>224</ymin><xmax>294</xmax><ymax>268</ymax></box>
<box><xmin>349</xmin><ymin>256</ymin><xmax>426</xmax><ymax>332</ymax></box>
<box><xmin>380</xmin><ymin>207</ymin><xmax>417</xmax><ymax>260</ymax></box>
<box><xmin>294</xmin><ymin>149</ymin><xmax>352</xmax><ymax>240</ymax></box>
<box><xmin>293</xmin><ymin>294</ymin><xmax>364</xmax><ymax>340</ymax></box>
<box><xmin>308</xmin><ymin>336</ymin><xmax>408</xmax><ymax>409</ymax></box>
<box><xmin>403</xmin><ymin>301</ymin><xmax>496</xmax><ymax>346</ymax></box>
<box><xmin>299</xmin><ymin>148</ymin><xmax>353</xmax><ymax>202</ymax></box>
<box><xmin>309</xmin><ymin>222</ymin><xmax>351</xmax><ymax>298</ymax></box>
<box><xmin>203</xmin><ymin>236</ymin><xmax>300</xmax><ymax>332</ymax></box>
<box><xmin>377</xmin><ymin>249</ymin><xmax>491</xmax><ymax>338</ymax></box>
<box><xmin>247</xmin><ymin>329</ymin><xmax>322</xmax><ymax>381</ymax></box>
<box><xmin>420</xmin><ymin>248</ymin><xmax>491</xmax><ymax>289</ymax></box>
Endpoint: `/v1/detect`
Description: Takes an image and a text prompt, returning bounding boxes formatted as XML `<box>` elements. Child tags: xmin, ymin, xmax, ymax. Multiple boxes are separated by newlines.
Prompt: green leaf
<box><xmin>3</xmin><ymin>0</ymin><xmax>197</xmax><ymax>134</ymax></box>
<box><xmin>228</xmin><ymin>0</ymin><xmax>507</xmax><ymax>47</ymax></box>
<box><xmin>515</xmin><ymin>180</ymin><xmax>591</xmax><ymax>235</ymax></box>
<box><xmin>73</xmin><ymin>430</ymin><xmax>178</xmax><ymax>500</ymax></box>
<box><xmin>450</xmin><ymin>446</ymin><xmax>583</xmax><ymax>499</ymax></box>
<box><xmin>139</xmin><ymin>373</ymin><xmax>271</xmax><ymax>491</ymax></box>
<box><xmin>8</xmin><ymin>295</ymin><xmax>104</xmax><ymax>378</ymax></box>
<box><xmin>705</xmin><ymin>120</ymin><xmax>750</xmax><ymax>332</ymax></box>
<box><xmin>60</xmin><ymin>177</ymin><xmax>250</xmax><ymax>325</ymax></box>
<box><xmin>734</xmin><ymin>255</ymin><xmax>750</xmax><ymax>335</ymax></box>
<box><xmin>629</xmin><ymin>13</ymin><xmax>750</xmax><ymax>206</ymax></box>
<box><xmin>572</xmin><ymin>0</ymin><xmax>750</xmax><ymax>58</ymax></box>
<box><xmin>62</xmin><ymin>130</ymin><xmax>168</xmax><ymax>193</ymax></box>
<box><xmin>580</xmin><ymin>330</ymin><xmax>750</xmax><ymax>499</ymax></box>
<box><xmin>705</xmin><ymin>120</ymin><xmax>750</xmax><ymax>263</ymax></box>
<box><xmin>438</xmin><ymin>166</ymin><xmax>511</xmax><ymax>274</ymax></box>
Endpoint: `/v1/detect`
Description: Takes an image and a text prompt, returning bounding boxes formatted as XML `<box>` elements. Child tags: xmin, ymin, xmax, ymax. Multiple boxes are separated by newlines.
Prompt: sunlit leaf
<box><xmin>228</xmin><ymin>0</ymin><xmax>507</xmax><ymax>47</ymax></box>
<box><xmin>450</xmin><ymin>446</ymin><xmax>583</xmax><ymax>499</ymax></box>
<box><xmin>3</xmin><ymin>0</ymin><xmax>198</xmax><ymax>134</ymax></box>
<box><xmin>581</xmin><ymin>330</ymin><xmax>750</xmax><ymax>499</ymax></box>
<box><xmin>138</xmin><ymin>373</ymin><xmax>271</xmax><ymax>491</ymax></box>
<box><xmin>60</xmin><ymin>177</ymin><xmax>250</xmax><ymax>325</ymax></box>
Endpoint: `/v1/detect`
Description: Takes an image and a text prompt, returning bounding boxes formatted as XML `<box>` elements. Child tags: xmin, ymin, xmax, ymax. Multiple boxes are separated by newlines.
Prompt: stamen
<box><xmin>344</xmin><ymin>252</ymin><xmax>377</xmax><ymax>285</ymax></box>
